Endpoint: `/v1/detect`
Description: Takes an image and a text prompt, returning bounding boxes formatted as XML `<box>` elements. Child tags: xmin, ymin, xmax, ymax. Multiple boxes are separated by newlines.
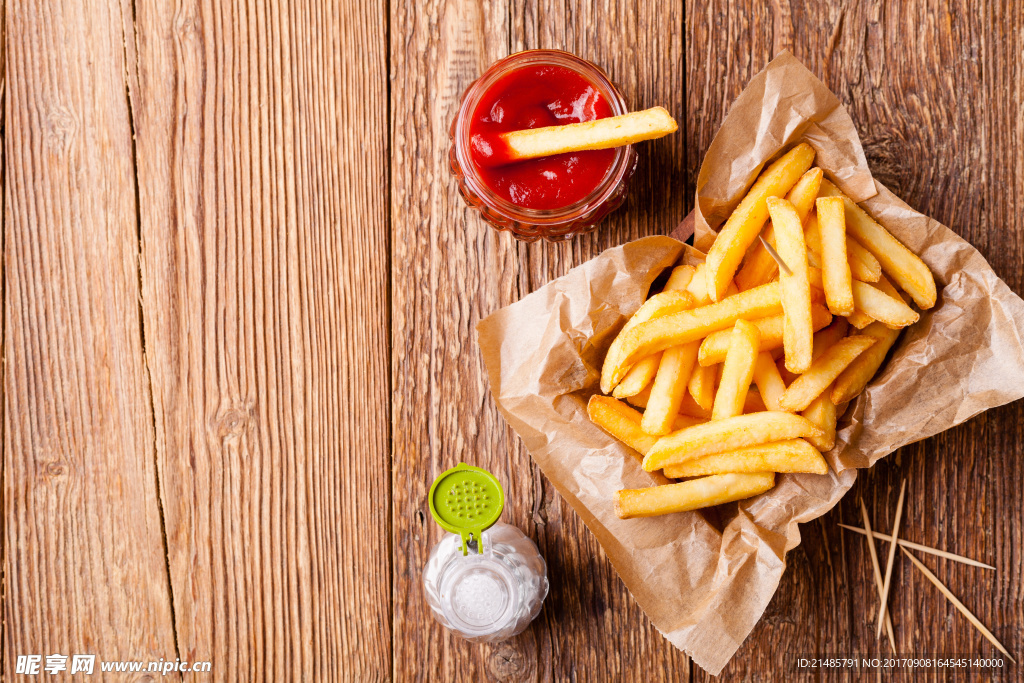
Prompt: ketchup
<box><xmin>468</xmin><ymin>65</ymin><xmax>615</xmax><ymax>211</ymax></box>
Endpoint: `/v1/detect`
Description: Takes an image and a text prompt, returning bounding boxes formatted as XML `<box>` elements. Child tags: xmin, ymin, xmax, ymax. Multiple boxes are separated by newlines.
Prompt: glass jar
<box><xmin>449</xmin><ymin>50</ymin><xmax>637</xmax><ymax>242</ymax></box>
<box><xmin>423</xmin><ymin>522</ymin><xmax>549</xmax><ymax>642</ymax></box>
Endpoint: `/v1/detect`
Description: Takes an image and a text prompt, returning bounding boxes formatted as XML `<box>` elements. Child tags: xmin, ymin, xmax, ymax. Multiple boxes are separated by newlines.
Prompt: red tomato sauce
<box><xmin>468</xmin><ymin>64</ymin><xmax>615</xmax><ymax>211</ymax></box>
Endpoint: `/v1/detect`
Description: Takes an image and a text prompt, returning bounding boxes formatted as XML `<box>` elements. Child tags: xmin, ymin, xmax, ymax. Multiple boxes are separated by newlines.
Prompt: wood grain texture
<box><xmin>127</xmin><ymin>0</ymin><xmax>391</xmax><ymax>679</ymax></box>
<box><xmin>390</xmin><ymin>0</ymin><xmax>687</xmax><ymax>680</ymax></box>
<box><xmin>2</xmin><ymin>0</ymin><xmax>177</xmax><ymax>676</ymax></box>
<box><xmin>686</xmin><ymin>1</ymin><xmax>1024</xmax><ymax>680</ymax></box>
<box><xmin>1</xmin><ymin>0</ymin><xmax>1021</xmax><ymax>680</ymax></box>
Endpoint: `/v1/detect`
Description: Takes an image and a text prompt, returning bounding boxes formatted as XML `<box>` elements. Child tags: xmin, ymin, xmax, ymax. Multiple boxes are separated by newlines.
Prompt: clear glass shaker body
<box><xmin>422</xmin><ymin>522</ymin><xmax>549</xmax><ymax>642</ymax></box>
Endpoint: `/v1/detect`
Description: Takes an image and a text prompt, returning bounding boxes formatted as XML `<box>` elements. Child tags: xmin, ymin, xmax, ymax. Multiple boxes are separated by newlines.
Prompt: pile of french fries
<box><xmin>588</xmin><ymin>143</ymin><xmax>937</xmax><ymax>519</ymax></box>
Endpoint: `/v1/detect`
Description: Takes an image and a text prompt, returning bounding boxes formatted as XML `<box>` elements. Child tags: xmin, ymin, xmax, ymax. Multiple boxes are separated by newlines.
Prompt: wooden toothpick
<box><xmin>859</xmin><ymin>499</ymin><xmax>896</xmax><ymax>653</ymax></box>
<box><xmin>838</xmin><ymin>524</ymin><xmax>995</xmax><ymax>570</ymax></box>
<box><xmin>758</xmin><ymin>234</ymin><xmax>792</xmax><ymax>275</ymax></box>
<box><xmin>900</xmin><ymin>547</ymin><xmax>1016</xmax><ymax>663</ymax></box>
<box><xmin>876</xmin><ymin>479</ymin><xmax>907</xmax><ymax>639</ymax></box>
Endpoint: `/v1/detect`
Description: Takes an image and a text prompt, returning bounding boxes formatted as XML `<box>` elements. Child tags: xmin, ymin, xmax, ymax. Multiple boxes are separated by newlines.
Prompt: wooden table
<box><xmin>4</xmin><ymin>0</ymin><xmax>1022</xmax><ymax>680</ymax></box>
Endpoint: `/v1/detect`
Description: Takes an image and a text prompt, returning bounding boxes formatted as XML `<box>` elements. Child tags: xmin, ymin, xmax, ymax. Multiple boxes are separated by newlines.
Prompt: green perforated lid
<box><xmin>429</xmin><ymin>463</ymin><xmax>504</xmax><ymax>555</ymax></box>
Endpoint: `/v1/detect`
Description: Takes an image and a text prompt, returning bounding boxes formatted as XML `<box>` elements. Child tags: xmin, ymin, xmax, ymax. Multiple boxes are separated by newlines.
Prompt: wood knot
<box><xmin>211</xmin><ymin>402</ymin><xmax>256</xmax><ymax>441</ymax></box>
<box><xmin>39</xmin><ymin>459</ymin><xmax>68</xmax><ymax>479</ymax></box>
<box><xmin>44</xmin><ymin>105</ymin><xmax>78</xmax><ymax>155</ymax></box>
<box><xmin>487</xmin><ymin>642</ymin><xmax>527</xmax><ymax>679</ymax></box>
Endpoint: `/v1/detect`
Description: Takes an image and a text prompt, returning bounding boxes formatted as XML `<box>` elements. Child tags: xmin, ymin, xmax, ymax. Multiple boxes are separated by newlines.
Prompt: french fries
<box><xmin>625</xmin><ymin>384</ymin><xmax>651</xmax><ymax>408</ymax></box>
<box><xmin>804</xmin><ymin>212</ymin><xmax>882</xmax><ymax>283</ymax></box>
<box><xmin>478</xmin><ymin>107</ymin><xmax>678</xmax><ymax>166</ymax></box>
<box><xmin>712</xmin><ymin>320</ymin><xmax>761</xmax><ymax>420</ymax></box>
<box><xmin>588</xmin><ymin>395</ymin><xmax>659</xmax><ymax>458</ymax></box>
<box><xmin>752</xmin><ymin>351</ymin><xmax>787</xmax><ymax>411</ymax></box>
<box><xmin>767</xmin><ymin>197</ymin><xmax>815</xmax><ymax>373</ymax></box>
<box><xmin>642</xmin><ymin>342</ymin><xmax>700</xmax><ymax>435</ymax></box>
<box><xmin>615</xmin><ymin>473</ymin><xmax>776</xmax><ymax>519</ymax></box>
<box><xmin>698</xmin><ymin>305</ymin><xmax>832</xmax><ymax>365</ymax></box>
<box><xmin>801</xmin><ymin>392</ymin><xmax>839</xmax><ymax>451</ymax></box>
<box><xmin>586</xmin><ymin>143</ymin><xmax>937</xmax><ymax>520</ymax></box>
<box><xmin>665</xmin><ymin>264</ymin><xmax>696</xmax><ymax>292</ymax></box>
<box><xmin>663</xmin><ymin>439</ymin><xmax>827</xmax><ymax>478</ymax></box>
<box><xmin>735</xmin><ymin>167</ymin><xmax>824</xmax><ymax>290</ymax></box>
<box><xmin>778</xmin><ymin>336</ymin><xmax>877</xmax><ymax>411</ymax></box>
<box><xmin>817</xmin><ymin>197</ymin><xmax>855</xmax><ymax>316</ymax></box>
<box><xmin>642</xmin><ymin>412</ymin><xmax>825</xmax><ymax>471</ymax></box>
<box><xmin>819</xmin><ymin>179</ymin><xmax>937</xmax><ymax>309</ymax></box>
<box><xmin>685</xmin><ymin>366</ymin><xmax>717</xmax><ymax>413</ymax></box>
<box><xmin>612</xmin><ymin>353</ymin><xmax>662</xmax><ymax>398</ymax></box>
<box><xmin>851</xmin><ymin>281</ymin><xmax>919</xmax><ymax>328</ymax></box>
<box><xmin>588</xmin><ymin>395</ymin><xmax>706</xmax><ymax>461</ymax></box>
<box><xmin>831</xmin><ymin>322</ymin><xmax>903</xmax><ymax>404</ymax></box>
<box><xmin>704</xmin><ymin>144</ymin><xmax>816</xmax><ymax>301</ymax></box>
<box><xmin>622</xmin><ymin>291</ymin><xmax>695</xmax><ymax>333</ymax></box>
<box><xmin>812</xmin><ymin>317</ymin><xmax>850</xmax><ymax>360</ymax></box>
<box><xmin>600</xmin><ymin>282</ymin><xmax>782</xmax><ymax>392</ymax></box>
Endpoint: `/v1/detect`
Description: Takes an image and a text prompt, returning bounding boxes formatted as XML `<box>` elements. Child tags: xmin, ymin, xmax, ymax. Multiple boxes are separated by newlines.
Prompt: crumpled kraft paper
<box><xmin>477</xmin><ymin>51</ymin><xmax>1024</xmax><ymax>675</ymax></box>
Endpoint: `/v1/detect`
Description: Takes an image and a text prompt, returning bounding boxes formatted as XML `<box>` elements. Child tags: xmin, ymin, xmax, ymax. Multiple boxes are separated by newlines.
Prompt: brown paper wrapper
<box><xmin>477</xmin><ymin>52</ymin><xmax>1024</xmax><ymax>675</ymax></box>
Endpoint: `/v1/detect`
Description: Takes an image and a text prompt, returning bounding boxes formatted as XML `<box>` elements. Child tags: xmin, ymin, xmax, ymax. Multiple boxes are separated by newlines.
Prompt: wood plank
<box><xmin>127</xmin><ymin>0</ymin><xmax>391</xmax><ymax>678</ymax></box>
<box><xmin>687</xmin><ymin>0</ymin><xmax>1024</xmax><ymax>678</ymax></box>
<box><xmin>2</xmin><ymin>0</ymin><xmax>177</xmax><ymax>675</ymax></box>
<box><xmin>390</xmin><ymin>0</ymin><xmax>687</xmax><ymax>679</ymax></box>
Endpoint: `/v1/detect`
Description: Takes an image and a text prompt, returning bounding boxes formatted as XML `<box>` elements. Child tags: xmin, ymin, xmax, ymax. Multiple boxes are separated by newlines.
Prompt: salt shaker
<box><xmin>423</xmin><ymin>464</ymin><xmax>549</xmax><ymax>642</ymax></box>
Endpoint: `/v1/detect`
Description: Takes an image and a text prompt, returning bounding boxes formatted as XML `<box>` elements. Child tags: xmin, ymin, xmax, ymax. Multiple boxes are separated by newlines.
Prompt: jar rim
<box><xmin>453</xmin><ymin>50</ymin><xmax>632</xmax><ymax>224</ymax></box>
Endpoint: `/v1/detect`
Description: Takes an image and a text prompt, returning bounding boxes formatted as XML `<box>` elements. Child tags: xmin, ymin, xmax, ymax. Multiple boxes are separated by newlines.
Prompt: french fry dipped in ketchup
<box><xmin>472</xmin><ymin>107</ymin><xmax>678</xmax><ymax>168</ymax></box>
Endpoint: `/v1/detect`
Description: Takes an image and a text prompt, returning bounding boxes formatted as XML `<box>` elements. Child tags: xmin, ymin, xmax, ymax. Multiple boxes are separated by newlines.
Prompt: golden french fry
<box><xmin>767</xmin><ymin>197</ymin><xmax>814</xmax><ymax>373</ymax></box>
<box><xmin>847</xmin><ymin>236</ymin><xmax>883</xmax><ymax>282</ymax></box>
<box><xmin>846</xmin><ymin>309</ymin><xmax>874</xmax><ymax>329</ymax></box>
<box><xmin>712</xmin><ymin>320</ymin><xmax>761</xmax><ymax>420</ymax></box>
<box><xmin>735</xmin><ymin>167</ymin><xmax>824</xmax><ymax>291</ymax></box>
<box><xmin>588</xmin><ymin>395</ymin><xmax>658</xmax><ymax>458</ymax></box>
<box><xmin>777</xmin><ymin>357</ymin><xmax>799</xmax><ymax>385</ymax></box>
<box><xmin>831</xmin><ymin>322</ymin><xmax>903</xmax><ymax>404</ymax></box>
<box><xmin>685</xmin><ymin>263</ymin><xmax>711</xmax><ymax>305</ymax></box>
<box><xmin>612</xmin><ymin>353</ymin><xmax>662</xmax><ymax>398</ymax></box>
<box><xmin>601</xmin><ymin>282</ymin><xmax>782</xmax><ymax>393</ymax></box>
<box><xmin>642</xmin><ymin>342</ymin><xmax>701</xmax><ymax>435</ymax></box>
<box><xmin>819</xmin><ymin>180</ymin><xmax>936</xmax><ymax>309</ymax></box>
<box><xmin>681</xmin><ymin>386</ymin><xmax>713</xmax><ymax>419</ymax></box>
<box><xmin>788</xmin><ymin>167</ymin><xmax>826</xmax><ymax>219</ymax></box>
<box><xmin>816</xmin><ymin>197</ymin><xmax>855</xmax><ymax>316</ymax></box>
<box><xmin>625</xmin><ymin>384</ymin><xmax>651</xmax><ymax>408</ymax></box>
<box><xmin>801</xmin><ymin>391</ymin><xmax>838</xmax><ymax>451</ymax></box>
<box><xmin>615</xmin><ymin>472</ymin><xmax>776</xmax><ymax>519</ymax></box>
<box><xmin>603</xmin><ymin>291</ymin><xmax>696</xmax><ymax>394</ymax></box>
<box><xmin>663</xmin><ymin>439</ymin><xmax>827</xmax><ymax>478</ymax></box>
<box><xmin>705</xmin><ymin>144</ymin><xmax>816</xmax><ymax>301</ymax></box>
<box><xmin>752</xmin><ymin>351</ymin><xmax>786</xmax><ymax>411</ymax></box>
<box><xmin>778</xmin><ymin>336</ymin><xmax>877</xmax><ymax>411</ymax></box>
<box><xmin>734</xmin><ymin>224</ymin><xmax>780</xmax><ymax>292</ymax></box>
<box><xmin>812</xmin><ymin>317</ymin><xmax>850</xmax><ymax>360</ymax></box>
<box><xmin>588</xmin><ymin>396</ymin><xmax>706</xmax><ymax>462</ymax></box>
<box><xmin>622</xmin><ymin>291</ymin><xmax>695</xmax><ymax>334</ymax></box>
<box><xmin>609</xmin><ymin>291</ymin><xmax>696</xmax><ymax>396</ymax></box>
<box><xmin>851</xmin><ymin>280</ymin><xmax>919</xmax><ymax>328</ymax></box>
<box><xmin>642</xmin><ymin>412</ymin><xmax>825</xmax><ymax>471</ymax></box>
<box><xmin>479</xmin><ymin>107</ymin><xmax>677</xmax><ymax>165</ymax></box>
<box><xmin>743</xmin><ymin>390</ymin><xmax>767</xmax><ymax>414</ymax></box>
<box><xmin>698</xmin><ymin>304</ymin><xmax>832</xmax><ymax>365</ymax></box>
<box><xmin>874</xmin><ymin>272</ymin><xmax>903</xmax><ymax>300</ymax></box>
<box><xmin>805</xmin><ymin>212</ymin><xmax>882</xmax><ymax>283</ymax></box>
<box><xmin>665</xmin><ymin>264</ymin><xmax>696</xmax><ymax>292</ymax></box>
